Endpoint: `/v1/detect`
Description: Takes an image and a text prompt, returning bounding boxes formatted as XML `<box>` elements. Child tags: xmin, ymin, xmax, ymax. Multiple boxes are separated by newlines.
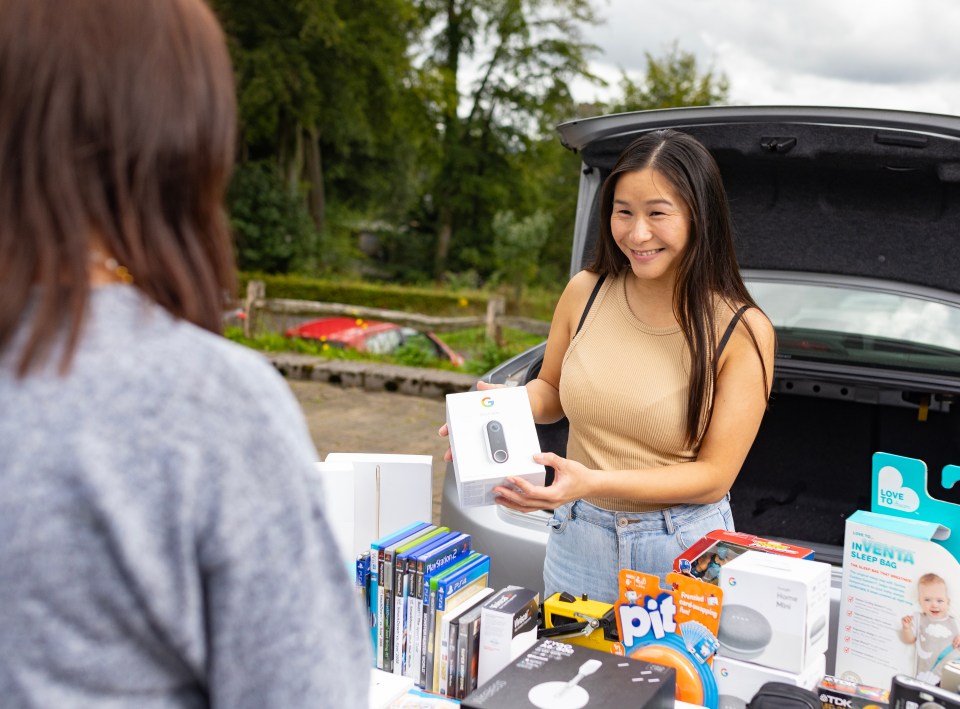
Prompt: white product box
<box><xmin>310</xmin><ymin>460</ymin><xmax>357</xmax><ymax>567</ymax></box>
<box><xmin>835</xmin><ymin>509</ymin><xmax>960</xmax><ymax>689</ymax></box>
<box><xmin>321</xmin><ymin>453</ymin><xmax>432</xmax><ymax>560</ymax></box>
<box><xmin>833</xmin><ymin>453</ymin><xmax>960</xmax><ymax>691</ymax></box>
<box><xmin>476</xmin><ymin>585</ymin><xmax>540</xmax><ymax>687</ymax></box>
<box><xmin>717</xmin><ymin>550</ymin><xmax>831</xmax><ymax>673</ymax></box>
<box><xmin>713</xmin><ymin>653</ymin><xmax>825</xmax><ymax>707</ymax></box>
<box><xmin>445</xmin><ymin>388</ymin><xmax>546</xmax><ymax>507</ymax></box>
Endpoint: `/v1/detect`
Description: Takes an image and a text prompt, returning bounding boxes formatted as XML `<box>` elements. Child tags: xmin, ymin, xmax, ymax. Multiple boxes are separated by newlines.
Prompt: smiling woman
<box><xmin>441</xmin><ymin>129</ymin><xmax>776</xmax><ymax>605</ymax></box>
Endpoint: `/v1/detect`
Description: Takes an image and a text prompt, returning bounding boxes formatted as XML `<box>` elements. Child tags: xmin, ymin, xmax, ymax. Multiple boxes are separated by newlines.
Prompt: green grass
<box><xmin>224</xmin><ymin>325</ymin><xmax>545</xmax><ymax>375</ymax></box>
<box><xmin>441</xmin><ymin>327</ymin><xmax>546</xmax><ymax>375</ymax></box>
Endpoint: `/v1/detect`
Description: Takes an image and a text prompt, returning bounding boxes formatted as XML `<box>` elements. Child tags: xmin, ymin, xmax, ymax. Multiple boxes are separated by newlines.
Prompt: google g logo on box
<box><xmin>480</xmin><ymin>397</ymin><xmax>494</xmax><ymax>407</ymax></box>
<box><xmin>726</xmin><ymin>577</ymin><xmax>737</xmax><ymax>587</ymax></box>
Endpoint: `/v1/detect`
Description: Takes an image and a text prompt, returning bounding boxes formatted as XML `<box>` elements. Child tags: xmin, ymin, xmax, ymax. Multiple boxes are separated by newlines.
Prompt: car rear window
<box><xmin>747</xmin><ymin>280</ymin><xmax>960</xmax><ymax>376</ymax></box>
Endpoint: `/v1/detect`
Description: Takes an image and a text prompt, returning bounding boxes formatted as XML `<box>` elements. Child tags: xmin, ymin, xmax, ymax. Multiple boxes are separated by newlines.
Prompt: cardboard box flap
<box><xmin>872</xmin><ymin>452</ymin><xmax>958</xmax><ymax>558</ymax></box>
<box><xmin>849</xmin><ymin>509</ymin><xmax>946</xmax><ymax>542</ymax></box>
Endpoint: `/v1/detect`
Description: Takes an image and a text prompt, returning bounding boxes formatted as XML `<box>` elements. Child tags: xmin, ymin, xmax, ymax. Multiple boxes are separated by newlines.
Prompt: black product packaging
<box><xmin>461</xmin><ymin>638</ymin><xmax>676</xmax><ymax>709</ymax></box>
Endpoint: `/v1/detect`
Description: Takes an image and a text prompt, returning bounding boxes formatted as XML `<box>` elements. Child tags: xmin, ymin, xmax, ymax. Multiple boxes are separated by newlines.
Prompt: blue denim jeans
<box><xmin>543</xmin><ymin>496</ymin><xmax>734</xmax><ymax>604</ymax></box>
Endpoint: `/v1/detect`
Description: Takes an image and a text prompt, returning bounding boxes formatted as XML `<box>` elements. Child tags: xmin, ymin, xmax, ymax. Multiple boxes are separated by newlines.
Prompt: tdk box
<box><xmin>446</xmin><ymin>387</ymin><xmax>546</xmax><ymax>507</ymax></box>
<box><xmin>717</xmin><ymin>551</ymin><xmax>831</xmax><ymax>673</ymax></box>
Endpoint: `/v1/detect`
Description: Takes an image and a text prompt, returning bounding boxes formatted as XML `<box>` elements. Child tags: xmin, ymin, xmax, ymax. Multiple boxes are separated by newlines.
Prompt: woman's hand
<box><xmin>438</xmin><ymin>380</ymin><xmax>504</xmax><ymax>463</ymax></box>
<box><xmin>492</xmin><ymin>451</ymin><xmax>594</xmax><ymax>513</ymax></box>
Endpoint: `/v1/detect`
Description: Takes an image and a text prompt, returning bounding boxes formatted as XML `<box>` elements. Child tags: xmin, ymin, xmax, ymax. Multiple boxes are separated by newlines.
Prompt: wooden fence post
<box><xmin>486</xmin><ymin>295</ymin><xmax>505</xmax><ymax>346</ymax></box>
<box><xmin>244</xmin><ymin>280</ymin><xmax>265</xmax><ymax>339</ymax></box>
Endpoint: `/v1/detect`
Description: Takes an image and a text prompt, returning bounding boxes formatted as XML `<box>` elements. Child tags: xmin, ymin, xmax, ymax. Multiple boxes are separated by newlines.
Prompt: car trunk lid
<box><xmin>557</xmin><ymin>106</ymin><xmax>960</xmax><ymax>294</ymax></box>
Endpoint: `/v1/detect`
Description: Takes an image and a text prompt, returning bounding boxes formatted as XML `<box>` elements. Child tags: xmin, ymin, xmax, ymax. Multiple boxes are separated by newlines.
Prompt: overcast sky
<box><xmin>572</xmin><ymin>0</ymin><xmax>960</xmax><ymax>116</ymax></box>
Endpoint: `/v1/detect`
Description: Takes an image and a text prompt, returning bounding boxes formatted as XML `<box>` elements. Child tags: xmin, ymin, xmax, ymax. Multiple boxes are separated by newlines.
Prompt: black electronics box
<box><xmin>461</xmin><ymin>638</ymin><xmax>676</xmax><ymax>708</ymax></box>
<box><xmin>890</xmin><ymin>674</ymin><xmax>960</xmax><ymax>709</ymax></box>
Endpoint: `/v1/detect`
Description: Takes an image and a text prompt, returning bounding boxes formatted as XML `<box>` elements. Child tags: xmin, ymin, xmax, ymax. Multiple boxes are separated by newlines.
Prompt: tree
<box><xmin>415</xmin><ymin>0</ymin><xmax>600</xmax><ymax>279</ymax></box>
<box><xmin>491</xmin><ymin>210</ymin><xmax>551</xmax><ymax>303</ymax></box>
<box><xmin>212</xmin><ymin>0</ymin><xmax>428</xmax><ymax>271</ymax></box>
<box><xmin>610</xmin><ymin>42</ymin><xmax>729</xmax><ymax>113</ymax></box>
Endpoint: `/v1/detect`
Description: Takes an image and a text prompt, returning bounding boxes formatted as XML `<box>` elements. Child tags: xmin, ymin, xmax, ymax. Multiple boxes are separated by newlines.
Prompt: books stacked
<box><xmin>357</xmin><ymin>521</ymin><xmax>493</xmax><ymax>699</ymax></box>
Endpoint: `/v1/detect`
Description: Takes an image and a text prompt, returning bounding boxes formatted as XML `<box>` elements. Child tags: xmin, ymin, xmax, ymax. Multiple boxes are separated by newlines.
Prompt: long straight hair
<box><xmin>0</xmin><ymin>0</ymin><xmax>237</xmax><ymax>376</ymax></box>
<box><xmin>588</xmin><ymin>129</ymin><xmax>769</xmax><ymax>446</ymax></box>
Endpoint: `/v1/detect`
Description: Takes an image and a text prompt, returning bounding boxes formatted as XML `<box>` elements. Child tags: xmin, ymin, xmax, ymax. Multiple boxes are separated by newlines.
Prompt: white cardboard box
<box><xmin>310</xmin><ymin>460</ymin><xmax>357</xmax><ymax>567</ymax></box>
<box><xmin>835</xmin><ymin>509</ymin><xmax>960</xmax><ymax>689</ymax></box>
<box><xmin>445</xmin><ymin>388</ymin><xmax>545</xmax><ymax>507</ymax></box>
<box><xmin>321</xmin><ymin>453</ymin><xmax>432</xmax><ymax>560</ymax></box>
<box><xmin>717</xmin><ymin>550</ymin><xmax>831</xmax><ymax>673</ymax></box>
<box><xmin>712</xmin><ymin>653</ymin><xmax>825</xmax><ymax>707</ymax></box>
<box><xmin>476</xmin><ymin>585</ymin><xmax>540</xmax><ymax>687</ymax></box>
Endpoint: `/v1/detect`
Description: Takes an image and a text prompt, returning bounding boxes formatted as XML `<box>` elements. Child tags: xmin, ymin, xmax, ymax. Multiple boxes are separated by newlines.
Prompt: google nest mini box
<box><xmin>717</xmin><ymin>550</ymin><xmax>831</xmax><ymax>673</ymax></box>
<box><xmin>446</xmin><ymin>387</ymin><xmax>545</xmax><ymax>508</ymax></box>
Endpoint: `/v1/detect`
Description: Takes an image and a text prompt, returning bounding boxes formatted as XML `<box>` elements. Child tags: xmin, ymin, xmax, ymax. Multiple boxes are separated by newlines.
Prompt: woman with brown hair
<box><xmin>455</xmin><ymin>129</ymin><xmax>776</xmax><ymax>604</ymax></box>
<box><xmin>0</xmin><ymin>0</ymin><xmax>368</xmax><ymax>705</ymax></box>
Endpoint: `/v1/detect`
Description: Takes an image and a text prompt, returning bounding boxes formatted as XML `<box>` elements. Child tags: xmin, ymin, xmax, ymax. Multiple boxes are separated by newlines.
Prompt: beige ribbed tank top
<box><xmin>559</xmin><ymin>271</ymin><xmax>702</xmax><ymax>513</ymax></box>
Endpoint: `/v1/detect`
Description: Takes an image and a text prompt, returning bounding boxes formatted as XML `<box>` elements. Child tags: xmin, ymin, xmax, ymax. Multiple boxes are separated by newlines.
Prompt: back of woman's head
<box><xmin>0</xmin><ymin>0</ymin><xmax>237</xmax><ymax>375</ymax></box>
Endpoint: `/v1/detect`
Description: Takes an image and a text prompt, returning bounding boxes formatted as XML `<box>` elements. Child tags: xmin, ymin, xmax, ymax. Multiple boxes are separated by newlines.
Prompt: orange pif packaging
<box><xmin>612</xmin><ymin>569</ymin><xmax>724</xmax><ymax>709</ymax></box>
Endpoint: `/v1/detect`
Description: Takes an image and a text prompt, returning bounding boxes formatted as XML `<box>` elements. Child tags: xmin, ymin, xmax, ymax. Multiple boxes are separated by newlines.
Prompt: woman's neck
<box><xmin>623</xmin><ymin>271</ymin><xmax>677</xmax><ymax>327</ymax></box>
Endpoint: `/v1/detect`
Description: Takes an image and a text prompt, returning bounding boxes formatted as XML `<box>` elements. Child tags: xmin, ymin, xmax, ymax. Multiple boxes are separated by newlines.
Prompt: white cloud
<box><xmin>575</xmin><ymin>0</ymin><xmax>960</xmax><ymax>114</ymax></box>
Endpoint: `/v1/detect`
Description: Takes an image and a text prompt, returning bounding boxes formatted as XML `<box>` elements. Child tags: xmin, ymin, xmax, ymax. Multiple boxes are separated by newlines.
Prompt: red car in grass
<box><xmin>285</xmin><ymin>317</ymin><xmax>465</xmax><ymax>367</ymax></box>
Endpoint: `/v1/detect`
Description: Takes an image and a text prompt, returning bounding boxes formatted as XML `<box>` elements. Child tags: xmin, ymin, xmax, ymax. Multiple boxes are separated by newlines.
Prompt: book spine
<box><xmin>372</xmin><ymin>545</ymin><xmax>382</xmax><ymax>668</ymax></box>
<box><xmin>356</xmin><ymin>552</ymin><xmax>372</xmax><ymax>653</ymax></box>
<box><xmin>462</xmin><ymin>613</ymin><xmax>482</xmax><ymax>698</ymax></box>
<box><xmin>393</xmin><ymin>555</ymin><xmax>408</xmax><ymax>673</ymax></box>
<box><xmin>418</xmin><ymin>582</ymin><xmax>433</xmax><ymax>688</ymax></box>
<box><xmin>405</xmin><ymin>560</ymin><xmax>422</xmax><ymax>680</ymax></box>
<box><xmin>356</xmin><ymin>551</ymin><xmax>369</xmax><ymax>607</ymax></box>
<box><xmin>382</xmin><ymin>549</ymin><xmax>394</xmax><ymax>673</ymax></box>
<box><xmin>441</xmin><ymin>615</ymin><xmax>461</xmax><ymax>696</ymax></box>
<box><xmin>423</xmin><ymin>579</ymin><xmax>444</xmax><ymax>691</ymax></box>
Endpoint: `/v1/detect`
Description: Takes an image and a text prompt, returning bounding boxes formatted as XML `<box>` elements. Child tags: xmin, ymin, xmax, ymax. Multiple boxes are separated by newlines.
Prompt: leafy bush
<box><xmin>228</xmin><ymin>162</ymin><xmax>318</xmax><ymax>273</ymax></box>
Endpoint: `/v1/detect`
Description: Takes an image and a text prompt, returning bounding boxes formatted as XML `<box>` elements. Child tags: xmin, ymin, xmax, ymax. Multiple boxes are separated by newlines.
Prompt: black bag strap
<box><xmin>747</xmin><ymin>681</ymin><xmax>820</xmax><ymax>708</ymax></box>
<box><xmin>575</xmin><ymin>274</ymin><xmax>606</xmax><ymax>336</ymax></box>
<box><xmin>715</xmin><ymin>304</ymin><xmax>750</xmax><ymax>362</ymax></box>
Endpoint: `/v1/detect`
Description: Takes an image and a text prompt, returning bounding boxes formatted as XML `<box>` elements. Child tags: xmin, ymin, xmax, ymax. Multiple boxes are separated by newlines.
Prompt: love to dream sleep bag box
<box><xmin>834</xmin><ymin>452</ymin><xmax>960</xmax><ymax>690</ymax></box>
<box><xmin>446</xmin><ymin>387</ymin><xmax>546</xmax><ymax>508</ymax></box>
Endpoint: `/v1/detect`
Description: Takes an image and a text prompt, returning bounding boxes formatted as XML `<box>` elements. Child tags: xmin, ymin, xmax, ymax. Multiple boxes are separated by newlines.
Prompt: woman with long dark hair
<box><xmin>476</xmin><ymin>129</ymin><xmax>775</xmax><ymax>603</ymax></box>
<box><xmin>0</xmin><ymin>0</ymin><xmax>368</xmax><ymax>704</ymax></box>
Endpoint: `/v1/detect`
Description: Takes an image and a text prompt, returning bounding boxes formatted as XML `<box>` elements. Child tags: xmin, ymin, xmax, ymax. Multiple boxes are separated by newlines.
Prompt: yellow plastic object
<box><xmin>542</xmin><ymin>592</ymin><xmax>618</xmax><ymax>652</ymax></box>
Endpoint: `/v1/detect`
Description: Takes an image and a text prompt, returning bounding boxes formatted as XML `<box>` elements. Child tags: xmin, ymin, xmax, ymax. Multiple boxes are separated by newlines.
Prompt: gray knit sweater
<box><xmin>0</xmin><ymin>286</ymin><xmax>370</xmax><ymax>707</ymax></box>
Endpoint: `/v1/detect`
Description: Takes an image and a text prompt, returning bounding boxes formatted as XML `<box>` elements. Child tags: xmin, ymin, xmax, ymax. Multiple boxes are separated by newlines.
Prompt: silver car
<box><xmin>441</xmin><ymin>105</ymin><xmax>960</xmax><ymax>675</ymax></box>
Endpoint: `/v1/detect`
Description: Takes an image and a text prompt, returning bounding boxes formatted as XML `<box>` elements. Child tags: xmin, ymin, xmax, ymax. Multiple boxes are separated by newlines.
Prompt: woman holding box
<box><xmin>445</xmin><ymin>130</ymin><xmax>775</xmax><ymax>604</ymax></box>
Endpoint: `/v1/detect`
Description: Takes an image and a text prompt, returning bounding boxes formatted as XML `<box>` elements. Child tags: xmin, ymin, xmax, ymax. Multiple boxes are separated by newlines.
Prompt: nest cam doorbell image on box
<box><xmin>446</xmin><ymin>387</ymin><xmax>546</xmax><ymax>508</ymax></box>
